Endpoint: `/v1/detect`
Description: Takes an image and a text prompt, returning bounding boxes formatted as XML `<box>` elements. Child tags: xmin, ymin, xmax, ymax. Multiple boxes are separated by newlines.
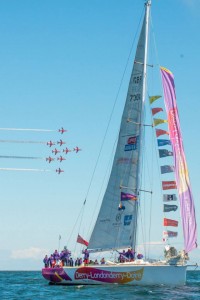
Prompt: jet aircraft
<box><xmin>46</xmin><ymin>156</ymin><xmax>55</xmax><ymax>163</ymax></box>
<box><xmin>52</xmin><ymin>148</ymin><xmax>60</xmax><ymax>155</ymax></box>
<box><xmin>58</xmin><ymin>127</ymin><xmax>67</xmax><ymax>134</ymax></box>
<box><xmin>56</xmin><ymin>168</ymin><xmax>64</xmax><ymax>174</ymax></box>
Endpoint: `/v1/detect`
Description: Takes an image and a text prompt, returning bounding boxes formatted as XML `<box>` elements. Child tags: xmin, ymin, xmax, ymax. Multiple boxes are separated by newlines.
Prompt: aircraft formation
<box><xmin>0</xmin><ymin>127</ymin><xmax>81</xmax><ymax>174</ymax></box>
<box><xmin>45</xmin><ymin>128</ymin><xmax>82</xmax><ymax>174</ymax></box>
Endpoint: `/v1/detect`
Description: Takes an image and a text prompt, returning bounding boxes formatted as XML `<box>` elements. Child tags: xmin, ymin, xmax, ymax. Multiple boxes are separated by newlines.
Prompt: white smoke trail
<box><xmin>0</xmin><ymin>155</ymin><xmax>44</xmax><ymax>159</ymax></box>
<box><xmin>0</xmin><ymin>168</ymin><xmax>51</xmax><ymax>172</ymax></box>
<box><xmin>0</xmin><ymin>128</ymin><xmax>55</xmax><ymax>132</ymax></box>
<box><xmin>0</xmin><ymin>140</ymin><xmax>46</xmax><ymax>144</ymax></box>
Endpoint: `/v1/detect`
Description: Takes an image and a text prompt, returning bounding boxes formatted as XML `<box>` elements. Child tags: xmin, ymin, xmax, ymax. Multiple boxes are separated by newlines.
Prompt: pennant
<box><xmin>163</xmin><ymin>204</ymin><xmax>178</xmax><ymax>212</ymax></box>
<box><xmin>151</xmin><ymin>107</ymin><xmax>163</xmax><ymax>116</ymax></box>
<box><xmin>163</xmin><ymin>194</ymin><xmax>177</xmax><ymax>202</ymax></box>
<box><xmin>157</xmin><ymin>139</ymin><xmax>171</xmax><ymax>147</ymax></box>
<box><xmin>159</xmin><ymin>149</ymin><xmax>173</xmax><ymax>158</ymax></box>
<box><xmin>149</xmin><ymin>95</ymin><xmax>161</xmax><ymax>104</ymax></box>
<box><xmin>161</xmin><ymin>165</ymin><xmax>174</xmax><ymax>174</ymax></box>
<box><xmin>153</xmin><ymin>118</ymin><xmax>168</xmax><ymax>127</ymax></box>
<box><xmin>121</xmin><ymin>192</ymin><xmax>137</xmax><ymax>201</ymax></box>
<box><xmin>156</xmin><ymin>129</ymin><xmax>169</xmax><ymax>137</ymax></box>
<box><xmin>162</xmin><ymin>181</ymin><xmax>177</xmax><ymax>190</ymax></box>
<box><xmin>164</xmin><ymin>218</ymin><xmax>178</xmax><ymax>227</ymax></box>
<box><xmin>77</xmin><ymin>234</ymin><xmax>89</xmax><ymax>247</ymax></box>
<box><xmin>163</xmin><ymin>231</ymin><xmax>178</xmax><ymax>238</ymax></box>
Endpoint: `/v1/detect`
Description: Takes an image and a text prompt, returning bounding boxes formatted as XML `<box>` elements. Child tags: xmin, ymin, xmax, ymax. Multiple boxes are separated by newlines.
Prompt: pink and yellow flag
<box><xmin>160</xmin><ymin>66</ymin><xmax>197</xmax><ymax>253</ymax></box>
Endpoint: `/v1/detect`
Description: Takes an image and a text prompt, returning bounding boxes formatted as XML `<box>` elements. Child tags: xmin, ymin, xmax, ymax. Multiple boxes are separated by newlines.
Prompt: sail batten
<box><xmin>88</xmin><ymin>3</ymin><xmax>151</xmax><ymax>251</ymax></box>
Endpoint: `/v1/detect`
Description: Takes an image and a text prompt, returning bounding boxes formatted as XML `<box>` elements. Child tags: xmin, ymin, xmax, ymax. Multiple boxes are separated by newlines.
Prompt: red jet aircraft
<box><xmin>52</xmin><ymin>148</ymin><xmax>60</xmax><ymax>155</ymax></box>
<box><xmin>46</xmin><ymin>156</ymin><xmax>55</xmax><ymax>163</ymax></box>
<box><xmin>56</xmin><ymin>168</ymin><xmax>64</xmax><ymax>174</ymax></box>
<box><xmin>57</xmin><ymin>139</ymin><xmax>66</xmax><ymax>146</ymax></box>
<box><xmin>73</xmin><ymin>146</ymin><xmax>81</xmax><ymax>153</ymax></box>
<box><xmin>47</xmin><ymin>140</ymin><xmax>55</xmax><ymax>147</ymax></box>
<box><xmin>58</xmin><ymin>127</ymin><xmax>67</xmax><ymax>134</ymax></box>
<box><xmin>57</xmin><ymin>156</ymin><xmax>66</xmax><ymax>162</ymax></box>
<box><xmin>63</xmin><ymin>147</ymin><xmax>71</xmax><ymax>154</ymax></box>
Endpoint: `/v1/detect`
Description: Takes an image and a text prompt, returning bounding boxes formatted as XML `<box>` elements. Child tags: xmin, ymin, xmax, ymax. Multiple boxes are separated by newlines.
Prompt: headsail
<box><xmin>160</xmin><ymin>67</ymin><xmax>197</xmax><ymax>253</ymax></box>
<box><xmin>88</xmin><ymin>2</ymin><xmax>151</xmax><ymax>251</ymax></box>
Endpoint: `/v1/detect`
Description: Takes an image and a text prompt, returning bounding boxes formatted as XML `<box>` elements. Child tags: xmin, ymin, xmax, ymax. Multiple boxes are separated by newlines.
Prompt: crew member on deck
<box><xmin>43</xmin><ymin>255</ymin><xmax>49</xmax><ymax>268</ymax></box>
<box><xmin>82</xmin><ymin>248</ymin><xmax>89</xmax><ymax>265</ymax></box>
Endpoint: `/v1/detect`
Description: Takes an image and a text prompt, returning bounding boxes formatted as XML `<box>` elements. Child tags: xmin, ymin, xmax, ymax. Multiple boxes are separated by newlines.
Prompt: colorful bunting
<box><xmin>149</xmin><ymin>95</ymin><xmax>161</xmax><ymax>104</ymax></box>
<box><xmin>156</xmin><ymin>129</ymin><xmax>169</xmax><ymax>137</ymax></box>
<box><xmin>163</xmin><ymin>204</ymin><xmax>178</xmax><ymax>212</ymax></box>
<box><xmin>121</xmin><ymin>192</ymin><xmax>137</xmax><ymax>201</ymax></box>
<box><xmin>162</xmin><ymin>181</ymin><xmax>177</xmax><ymax>190</ymax></box>
<box><xmin>161</xmin><ymin>165</ymin><xmax>174</xmax><ymax>174</ymax></box>
<box><xmin>157</xmin><ymin>139</ymin><xmax>171</xmax><ymax>147</ymax></box>
<box><xmin>77</xmin><ymin>234</ymin><xmax>89</xmax><ymax>246</ymax></box>
<box><xmin>151</xmin><ymin>107</ymin><xmax>163</xmax><ymax>116</ymax></box>
<box><xmin>163</xmin><ymin>194</ymin><xmax>177</xmax><ymax>202</ymax></box>
<box><xmin>164</xmin><ymin>218</ymin><xmax>178</xmax><ymax>227</ymax></box>
<box><xmin>159</xmin><ymin>149</ymin><xmax>173</xmax><ymax>158</ymax></box>
<box><xmin>163</xmin><ymin>231</ymin><xmax>178</xmax><ymax>238</ymax></box>
<box><xmin>153</xmin><ymin>118</ymin><xmax>168</xmax><ymax>127</ymax></box>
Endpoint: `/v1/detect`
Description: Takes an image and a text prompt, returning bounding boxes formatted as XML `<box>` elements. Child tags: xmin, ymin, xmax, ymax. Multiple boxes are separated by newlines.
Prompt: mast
<box><xmin>133</xmin><ymin>0</ymin><xmax>151</xmax><ymax>249</ymax></box>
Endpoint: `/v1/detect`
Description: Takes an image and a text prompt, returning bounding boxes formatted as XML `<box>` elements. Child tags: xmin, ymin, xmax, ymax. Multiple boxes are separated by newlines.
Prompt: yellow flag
<box><xmin>149</xmin><ymin>95</ymin><xmax>161</xmax><ymax>104</ymax></box>
<box><xmin>153</xmin><ymin>118</ymin><xmax>168</xmax><ymax>126</ymax></box>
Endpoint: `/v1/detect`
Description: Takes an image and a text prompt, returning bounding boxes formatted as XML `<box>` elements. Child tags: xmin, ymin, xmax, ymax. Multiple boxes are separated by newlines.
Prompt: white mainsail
<box><xmin>89</xmin><ymin>2</ymin><xmax>151</xmax><ymax>251</ymax></box>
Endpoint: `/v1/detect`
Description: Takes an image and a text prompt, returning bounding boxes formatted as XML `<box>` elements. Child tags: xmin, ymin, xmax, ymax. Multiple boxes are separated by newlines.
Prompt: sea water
<box><xmin>0</xmin><ymin>271</ymin><xmax>199</xmax><ymax>299</ymax></box>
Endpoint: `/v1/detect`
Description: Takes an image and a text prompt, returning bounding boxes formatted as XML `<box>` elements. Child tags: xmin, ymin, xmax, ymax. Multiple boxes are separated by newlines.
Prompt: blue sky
<box><xmin>0</xmin><ymin>0</ymin><xmax>200</xmax><ymax>270</ymax></box>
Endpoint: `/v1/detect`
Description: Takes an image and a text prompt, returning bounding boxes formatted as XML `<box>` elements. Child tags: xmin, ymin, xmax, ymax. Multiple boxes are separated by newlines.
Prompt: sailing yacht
<box><xmin>42</xmin><ymin>0</ymin><xmax>197</xmax><ymax>285</ymax></box>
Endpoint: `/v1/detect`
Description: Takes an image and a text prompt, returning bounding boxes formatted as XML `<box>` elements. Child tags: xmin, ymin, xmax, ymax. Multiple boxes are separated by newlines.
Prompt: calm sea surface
<box><xmin>0</xmin><ymin>270</ymin><xmax>199</xmax><ymax>299</ymax></box>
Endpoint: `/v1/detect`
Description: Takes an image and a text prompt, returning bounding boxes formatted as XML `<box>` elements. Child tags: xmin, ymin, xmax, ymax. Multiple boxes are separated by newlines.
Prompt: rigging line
<box><xmin>142</xmin><ymin>103</ymin><xmax>155</xmax><ymax>258</ymax></box>
<box><xmin>66</xmin><ymin>203</ymin><xmax>86</xmax><ymax>247</ymax></box>
<box><xmin>83</xmin><ymin>7</ymin><xmax>145</xmax><ymax>204</ymax></box>
<box><xmin>141</xmin><ymin>112</ymin><xmax>147</xmax><ymax>256</ymax></box>
<box><xmin>137</xmin><ymin>110</ymin><xmax>148</xmax><ymax>258</ymax></box>
<box><xmin>147</xmin><ymin>128</ymin><xmax>154</xmax><ymax>259</ymax></box>
<box><xmin>138</xmin><ymin>201</ymin><xmax>147</xmax><ymax>259</ymax></box>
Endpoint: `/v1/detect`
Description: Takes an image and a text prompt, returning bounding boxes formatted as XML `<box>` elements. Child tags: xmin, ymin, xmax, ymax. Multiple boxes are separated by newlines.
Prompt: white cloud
<box><xmin>11</xmin><ymin>247</ymin><xmax>48</xmax><ymax>260</ymax></box>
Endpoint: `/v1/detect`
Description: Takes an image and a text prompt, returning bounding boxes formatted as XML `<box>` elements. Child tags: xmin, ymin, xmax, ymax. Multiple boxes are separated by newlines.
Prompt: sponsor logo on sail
<box><xmin>124</xmin><ymin>136</ymin><xmax>138</xmax><ymax>151</ymax></box>
<box><xmin>124</xmin><ymin>215</ymin><xmax>133</xmax><ymax>226</ymax></box>
<box><xmin>127</xmin><ymin>136</ymin><xmax>137</xmax><ymax>145</ymax></box>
